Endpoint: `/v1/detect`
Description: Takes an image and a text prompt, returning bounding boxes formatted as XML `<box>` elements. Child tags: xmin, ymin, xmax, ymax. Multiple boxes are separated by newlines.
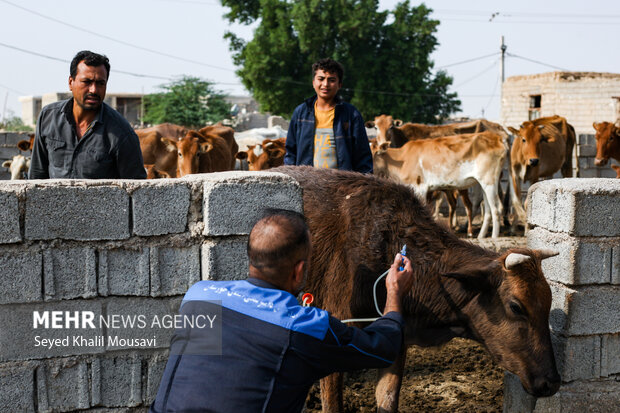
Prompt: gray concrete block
<box><xmin>43</xmin><ymin>247</ymin><xmax>97</xmax><ymax>300</ymax></box>
<box><xmin>25</xmin><ymin>185</ymin><xmax>130</xmax><ymax>240</ymax></box>
<box><xmin>37</xmin><ymin>359</ymin><xmax>90</xmax><ymax>412</ymax></box>
<box><xmin>578</xmin><ymin>134</ymin><xmax>594</xmax><ymax>145</ymax></box>
<box><xmin>533</xmin><ymin>379</ymin><xmax>620</xmax><ymax>413</ymax></box>
<box><xmin>98</xmin><ymin>248</ymin><xmax>150</xmax><ymax>296</ymax></box>
<box><xmin>528</xmin><ymin>227</ymin><xmax>617</xmax><ymax>285</ymax></box>
<box><xmin>503</xmin><ymin>371</ymin><xmax>536</xmax><ymax>413</ymax></box>
<box><xmin>551</xmin><ymin>333</ymin><xmax>601</xmax><ymax>382</ymax></box>
<box><xmin>601</xmin><ymin>333</ymin><xmax>620</xmax><ymax>377</ymax></box>
<box><xmin>201</xmin><ymin>237</ymin><xmax>248</xmax><ymax>281</ymax></box>
<box><xmin>577</xmin><ymin>168</ymin><xmax>600</xmax><ymax>178</ymax></box>
<box><xmin>103</xmin><ymin>297</ymin><xmax>180</xmax><ymax>351</ymax></box>
<box><xmin>599</xmin><ymin>167</ymin><xmax>618</xmax><ymax>178</ymax></box>
<box><xmin>201</xmin><ymin>171</ymin><xmax>303</xmax><ymax>236</ymax></box>
<box><xmin>0</xmin><ymin>249</ymin><xmax>42</xmax><ymax>304</ymax></box>
<box><xmin>527</xmin><ymin>178</ymin><xmax>620</xmax><ymax>237</ymax></box>
<box><xmin>0</xmin><ymin>363</ymin><xmax>36</xmax><ymax>411</ymax></box>
<box><xmin>145</xmin><ymin>351</ymin><xmax>169</xmax><ymax>405</ymax></box>
<box><xmin>0</xmin><ymin>189</ymin><xmax>21</xmax><ymax>243</ymax></box>
<box><xmin>0</xmin><ymin>300</ymin><xmax>104</xmax><ymax>361</ymax></box>
<box><xmin>576</xmin><ymin>144</ymin><xmax>597</xmax><ymax>157</ymax></box>
<box><xmin>132</xmin><ymin>183</ymin><xmax>190</xmax><ymax>236</ymax></box>
<box><xmin>613</xmin><ymin>245</ymin><xmax>620</xmax><ymax>285</ymax></box>
<box><xmin>150</xmin><ymin>246</ymin><xmax>200</xmax><ymax>296</ymax></box>
<box><xmin>4</xmin><ymin>132</ymin><xmax>32</xmax><ymax>146</ymax></box>
<box><xmin>95</xmin><ymin>356</ymin><xmax>142</xmax><ymax>407</ymax></box>
<box><xmin>549</xmin><ymin>282</ymin><xmax>620</xmax><ymax>335</ymax></box>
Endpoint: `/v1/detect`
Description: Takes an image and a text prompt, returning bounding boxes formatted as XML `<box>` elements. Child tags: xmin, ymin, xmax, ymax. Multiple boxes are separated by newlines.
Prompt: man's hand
<box><xmin>383</xmin><ymin>253</ymin><xmax>413</xmax><ymax>314</ymax></box>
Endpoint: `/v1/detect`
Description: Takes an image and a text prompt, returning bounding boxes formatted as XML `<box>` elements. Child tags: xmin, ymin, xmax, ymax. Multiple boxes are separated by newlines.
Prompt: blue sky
<box><xmin>1</xmin><ymin>0</ymin><xmax>618</xmax><ymax>122</ymax></box>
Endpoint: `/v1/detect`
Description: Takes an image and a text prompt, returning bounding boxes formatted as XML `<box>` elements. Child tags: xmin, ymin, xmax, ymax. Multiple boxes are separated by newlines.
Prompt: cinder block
<box><xmin>25</xmin><ymin>185</ymin><xmax>130</xmax><ymax>240</ymax></box>
<box><xmin>145</xmin><ymin>351</ymin><xmax>169</xmax><ymax>404</ymax></box>
<box><xmin>94</xmin><ymin>356</ymin><xmax>142</xmax><ymax>407</ymax></box>
<box><xmin>0</xmin><ymin>189</ymin><xmax>21</xmax><ymax>243</ymax></box>
<box><xmin>502</xmin><ymin>371</ymin><xmax>536</xmax><ymax>413</ymax></box>
<box><xmin>37</xmin><ymin>359</ymin><xmax>90</xmax><ymax>412</ymax></box>
<box><xmin>43</xmin><ymin>247</ymin><xmax>97</xmax><ymax>300</ymax></box>
<box><xmin>577</xmin><ymin>168</ymin><xmax>599</xmax><ymax>178</ymax></box>
<box><xmin>549</xmin><ymin>282</ymin><xmax>620</xmax><ymax>336</ymax></box>
<box><xmin>150</xmin><ymin>246</ymin><xmax>200</xmax><ymax>296</ymax></box>
<box><xmin>601</xmin><ymin>333</ymin><xmax>620</xmax><ymax>377</ymax></box>
<box><xmin>528</xmin><ymin>227</ymin><xmax>617</xmax><ymax>285</ymax></box>
<box><xmin>551</xmin><ymin>333</ymin><xmax>601</xmax><ymax>381</ymax></box>
<box><xmin>201</xmin><ymin>237</ymin><xmax>248</xmax><ymax>281</ymax></box>
<box><xmin>0</xmin><ymin>249</ymin><xmax>42</xmax><ymax>304</ymax></box>
<box><xmin>576</xmin><ymin>144</ymin><xmax>597</xmax><ymax>157</ymax></box>
<box><xmin>103</xmin><ymin>297</ymin><xmax>180</xmax><ymax>351</ymax></box>
<box><xmin>201</xmin><ymin>171</ymin><xmax>303</xmax><ymax>236</ymax></box>
<box><xmin>613</xmin><ymin>246</ymin><xmax>620</xmax><ymax>284</ymax></box>
<box><xmin>98</xmin><ymin>248</ymin><xmax>150</xmax><ymax>296</ymax></box>
<box><xmin>0</xmin><ymin>363</ymin><xmax>36</xmax><ymax>411</ymax></box>
<box><xmin>527</xmin><ymin>178</ymin><xmax>620</xmax><ymax>237</ymax></box>
<box><xmin>0</xmin><ymin>301</ymin><xmax>104</xmax><ymax>361</ymax></box>
<box><xmin>132</xmin><ymin>183</ymin><xmax>190</xmax><ymax>236</ymax></box>
<box><xmin>533</xmin><ymin>379</ymin><xmax>620</xmax><ymax>413</ymax></box>
<box><xmin>599</xmin><ymin>167</ymin><xmax>618</xmax><ymax>179</ymax></box>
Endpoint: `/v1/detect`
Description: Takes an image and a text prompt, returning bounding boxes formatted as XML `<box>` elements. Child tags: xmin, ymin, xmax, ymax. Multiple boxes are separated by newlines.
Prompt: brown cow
<box><xmin>17</xmin><ymin>133</ymin><xmax>35</xmax><ymax>152</ymax></box>
<box><xmin>163</xmin><ymin>130</ymin><xmax>233</xmax><ymax>177</ymax></box>
<box><xmin>138</xmin><ymin>130</ymin><xmax>179</xmax><ymax>178</ymax></box>
<box><xmin>276</xmin><ymin>166</ymin><xmax>560</xmax><ymax>412</ymax></box>
<box><xmin>199</xmin><ymin>124</ymin><xmax>238</xmax><ymax>169</ymax></box>
<box><xmin>235</xmin><ymin>137</ymin><xmax>286</xmax><ymax>171</ymax></box>
<box><xmin>135</xmin><ymin>123</ymin><xmax>188</xmax><ymax>140</ymax></box>
<box><xmin>593</xmin><ymin>121</ymin><xmax>620</xmax><ymax>168</ymax></box>
<box><xmin>144</xmin><ymin>164</ymin><xmax>171</xmax><ymax>179</ymax></box>
<box><xmin>507</xmin><ymin>115</ymin><xmax>575</xmax><ymax>230</ymax></box>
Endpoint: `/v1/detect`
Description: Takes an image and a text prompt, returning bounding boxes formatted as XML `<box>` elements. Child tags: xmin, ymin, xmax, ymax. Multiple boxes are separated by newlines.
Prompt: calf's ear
<box><xmin>235</xmin><ymin>151</ymin><xmax>248</xmax><ymax>160</ymax></box>
<box><xmin>441</xmin><ymin>261</ymin><xmax>500</xmax><ymax>283</ymax></box>
<box><xmin>393</xmin><ymin>119</ymin><xmax>403</xmax><ymax>127</ymax></box>
<box><xmin>2</xmin><ymin>160</ymin><xmax>12</xmax><ymax>168</ymax></box>
<box><xmin>365</xmin><ymin>121</ymin><xmax>375</xmax><ymax>128</ymax></box>
<box><xmin>507</xmin><ymin>126</ymin><xmax>519</xmax><ymax>135</ymax></box>
<box><xmin>17</xmin><ymin>140</ymin><xmax>31</xmax><ymax>151</ymax></box>
<box><xmin>199</xmin><ymin>141</ymin><xmax>214</xmax><ymax>153</ymax></box>
<box><xmin>161</xmin><ymin>137</ymin><xmax>177</xmax><ymax>152</ymax></box>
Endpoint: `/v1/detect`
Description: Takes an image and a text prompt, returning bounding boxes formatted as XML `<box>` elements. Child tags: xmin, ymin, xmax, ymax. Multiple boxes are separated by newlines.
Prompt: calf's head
<box><xmin>442</xmin><ymin>248</ymin><xmax>560</xmax><ymax>397</ymax></box>
<box><xmin>593</xmin><ymin>121</ymin><xmax>618</xmax><ymax>166</ymax></box>
<box><xmin>509</xmin><ymin>122</ymin><xmax>547</xmax><ymax>167</ymax></box>
<box><xmin>164</xmin><ymin>131</ymin><xmax>215</xmax><ymax>177</ymax></box>
<box><xmin>365</xmin><ymin>115</ymin><xmax>402</xmax><ymax>146</ymax></box>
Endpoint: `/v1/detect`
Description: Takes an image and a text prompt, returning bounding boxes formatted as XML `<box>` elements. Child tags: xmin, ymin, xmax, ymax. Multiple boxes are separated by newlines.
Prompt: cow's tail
<box><xmin>562</xmin><ymin>124</ymin><xmax>576</xmax><ymax>178</ymax></box>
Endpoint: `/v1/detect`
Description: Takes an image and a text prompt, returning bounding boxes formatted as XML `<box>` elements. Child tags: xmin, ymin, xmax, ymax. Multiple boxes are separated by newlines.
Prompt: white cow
<box><xmin>2</xmin><ymin>155</ymin><xmax>31</xmax><ymax>180</ymax></box>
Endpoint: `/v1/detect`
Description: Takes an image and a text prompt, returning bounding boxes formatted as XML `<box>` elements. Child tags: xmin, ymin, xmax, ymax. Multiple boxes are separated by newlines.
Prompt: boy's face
<box><xmin>312</xmin><ymin>69</ymin><xmax>341</xmax><ymax>102</ymax></box>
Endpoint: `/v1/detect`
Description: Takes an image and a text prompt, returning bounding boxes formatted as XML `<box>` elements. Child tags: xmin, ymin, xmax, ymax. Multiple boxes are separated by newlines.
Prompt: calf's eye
<box><xmin>510</xmin><ymin>302</ymin><xmax>525</xmax><ymax>317</ymax></box>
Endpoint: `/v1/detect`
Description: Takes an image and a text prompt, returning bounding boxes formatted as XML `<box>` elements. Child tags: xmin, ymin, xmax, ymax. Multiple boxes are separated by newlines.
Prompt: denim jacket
<box><xmin>284</xmin><ymin>96</ymin><xmax>373</xmax><ymax>173</ymax></box>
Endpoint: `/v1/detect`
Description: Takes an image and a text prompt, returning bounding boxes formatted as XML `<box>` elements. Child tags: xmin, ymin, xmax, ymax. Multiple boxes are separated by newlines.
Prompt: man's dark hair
<box><xmin>70</xmin><ymin>50</ymin><xmax>111</xmax><ymax>80</ymax></box>
<box><xmin>247</xmin><ymin>209</ymin><xmax>310</xmax><ymax>282</ymax></box>
<box><xmin>312</xmin><ymin>58</ymin><xmax>344</xmax><ymax>84</ymax></box>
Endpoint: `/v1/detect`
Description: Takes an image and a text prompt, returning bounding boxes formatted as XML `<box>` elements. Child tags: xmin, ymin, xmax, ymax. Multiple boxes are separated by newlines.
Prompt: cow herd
<box><xmin>5</xmin><ymin>116</ymin><xmax>620</xmax><ymax>238</ymax></box>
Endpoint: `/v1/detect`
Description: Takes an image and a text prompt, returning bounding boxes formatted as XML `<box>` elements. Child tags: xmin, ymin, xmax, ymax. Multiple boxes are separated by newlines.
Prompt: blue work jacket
<box><xmin>284</xmin><ymin>96</ymin><xmax>373</xmax><ymax>174</ymax></box>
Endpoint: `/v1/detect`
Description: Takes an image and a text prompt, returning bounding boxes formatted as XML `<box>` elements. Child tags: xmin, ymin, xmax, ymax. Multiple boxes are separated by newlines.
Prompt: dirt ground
<box><xmin>305</xmin><ymin>213</ymin><xmax>524</xmax><ymax>413</ymax></box>
<box><xmin>305</xmin><ymin>339</ymin><xmax>504</xmax><ymax>413</ymax></box>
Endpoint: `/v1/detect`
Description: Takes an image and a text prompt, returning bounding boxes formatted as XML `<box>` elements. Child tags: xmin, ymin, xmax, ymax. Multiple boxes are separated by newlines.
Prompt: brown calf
<box><xmin>235</xmin><ymin>137</ymin><xmax>286</xmax><ymax>171</ymax></box>
<box><xmin>163</xmin><ymin>130</ymin><xmax>233</xmax><ymax>177</ymax></box>
<box><xmin>276</xmin><ymin>166</ymin><xmax>560</xmax><ymax>412</ymax></box>
<box><xmin>144</xmin><ymin>164</ymin><xmax>171</xmax><ymax>179</ymax></box>
<box><xmin>138</xmin><ymin>130</ymin><xmax>179</xmax><ymax>178</ymax></box>
<box><xmin>593</xmin><ymin>121</ymin><xmax>620</xmax><ymax>169</ymax></box>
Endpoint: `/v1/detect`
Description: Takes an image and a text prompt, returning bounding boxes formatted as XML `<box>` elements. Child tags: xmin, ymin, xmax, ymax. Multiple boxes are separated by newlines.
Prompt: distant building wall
<box><xmin>501</xmin><ymin>72</ymin><xmax>620</xmax><ymax>136</ymax></box>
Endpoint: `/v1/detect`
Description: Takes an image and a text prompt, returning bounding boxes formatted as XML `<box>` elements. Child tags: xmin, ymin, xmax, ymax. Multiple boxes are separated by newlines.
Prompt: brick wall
<box><xmin>0</xmin><ymin>172</ymin><xmax>303</xmax><ymax>412</ymax></box>
<box><xmin>504</xmin><ymin>178</ymin><xmax>620</xmax><ymax>413</ymax></box>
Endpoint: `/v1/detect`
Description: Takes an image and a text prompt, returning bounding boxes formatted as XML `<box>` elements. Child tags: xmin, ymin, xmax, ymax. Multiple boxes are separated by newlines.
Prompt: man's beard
<box><xmin>77</xmin><ymin>94</ymin><xmax>102</xmax><ymax>111</ymax></box>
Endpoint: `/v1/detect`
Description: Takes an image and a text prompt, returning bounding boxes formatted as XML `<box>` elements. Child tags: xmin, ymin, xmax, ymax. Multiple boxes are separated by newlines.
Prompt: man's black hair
<box><xmin>247</xmin><ymin>209</ymin><xmax>310</xmax><ymax>280</ymax></box>
<box><xmin>312</xmin><ymin>58</ymin><xmax>344</xmax><ymax>84</ymax></box>
<box><xmin>70</xmin><ymin>50</ymin><xmax>111</xmax><ymax>80</ymax></box>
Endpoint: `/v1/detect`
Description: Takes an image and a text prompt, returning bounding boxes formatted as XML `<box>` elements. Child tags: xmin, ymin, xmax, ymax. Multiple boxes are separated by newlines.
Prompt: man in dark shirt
<box><xmin>150</xmin><ymin>209</ymin><xmax>413</xmax><ymax>412</ymax></box>
<box><xmin>28</xmin><ymin>50</ymin><xmax>146</xmax><ymax>179</ymax></box>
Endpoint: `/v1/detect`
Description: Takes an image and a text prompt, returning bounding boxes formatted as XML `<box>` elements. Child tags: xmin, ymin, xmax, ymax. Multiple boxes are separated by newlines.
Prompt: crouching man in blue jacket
<box><xmin>150</xmin><ymin>209</ymin><xmax>413</xmax><ymax>413</ymax></box>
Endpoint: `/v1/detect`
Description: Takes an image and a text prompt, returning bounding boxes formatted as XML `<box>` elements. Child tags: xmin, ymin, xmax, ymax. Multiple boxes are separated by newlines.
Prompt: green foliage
<box><xmin>222</xmin><ymin>0</ymin><xmax>460</xmax><ymax>123</ymax></box>
<box><xmin>0</xmin><ymin>113</ymin><xmax>33</xmax><ymax>132</ymax></box>
<box><xmin>143</xmin><ymin>76</ymin><xmax>230</xmax><ymax>127</ymax></box>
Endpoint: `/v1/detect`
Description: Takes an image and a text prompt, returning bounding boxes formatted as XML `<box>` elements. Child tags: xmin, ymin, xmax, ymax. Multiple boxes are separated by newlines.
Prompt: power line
<box><xmin>0</xmin><ymin>41</ymin><xmax>173</xmax><ymax>81</ymax></box>
<box><xmin>439</xmin><ymin>17</ymin><xmax>620</xmax><ymax>26</ymax></box>
<box><xmin>0</xmin><ymin>0</ymin><xmax>233</xmax><ymax>72</ymax></box>
<box><xmin>0</xmin><ymin>81</ymin><xmax>26</xmax><ymax>96</ymax></box>
<box><xmin>433</xmin><ymin>9</ymin><xmax>620</xmax><ymax>19</ymax></box>
<box><xmin>454</xmin><ymin>59</ymin><xmax>498</xmax><ymax>88</ymax></box>
<box><xmin>506</xmin><ymin>52</ymin><xmax>570</xmax><ymax>71</ymax></box>
<box><xmin>435</xmin><ymin>52</ymin><xmax>499</xmax><ymax>70</ymax></box>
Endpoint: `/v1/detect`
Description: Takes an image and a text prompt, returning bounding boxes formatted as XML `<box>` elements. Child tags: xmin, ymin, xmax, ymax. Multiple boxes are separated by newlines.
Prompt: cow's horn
<box><xmin>537</xmin><ymin>249</ymin><xmax>559</xmax><ymax>260</ymax></box>
<box><xmin>505</xmin><ymin>253</ymin><xmax>531</xmax><ymax>269</ymax></box>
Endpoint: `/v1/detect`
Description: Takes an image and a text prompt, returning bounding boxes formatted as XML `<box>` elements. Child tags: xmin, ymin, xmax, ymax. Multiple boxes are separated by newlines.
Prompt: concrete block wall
<box><xmin>576</xmin><ymin>134</ymin><xmax>619</xmax><ymax>178</ymax></box>
<box><xmin>0</xmin><ymin>171</ymin><xmax>303</xmax><ymax>412</ymax></box>
<box><xmin>504</xmin><ymin>178</ymin><xmax>620</xmax><ymax>413</ymax></box>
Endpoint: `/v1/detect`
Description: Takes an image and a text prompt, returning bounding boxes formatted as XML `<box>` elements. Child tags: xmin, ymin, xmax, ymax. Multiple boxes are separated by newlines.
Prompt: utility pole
<box><xmin>500</xmin><ymin>36</ymin><xmax>507</xmax><ymax>122</ymax></box>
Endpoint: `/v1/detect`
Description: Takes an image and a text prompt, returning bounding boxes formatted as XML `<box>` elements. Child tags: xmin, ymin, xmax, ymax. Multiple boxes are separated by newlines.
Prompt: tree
<box><xmin>222</xmin><ymin>0</ymin><xmax>460</xmax><ymax>123</ymax></box>
<box><xmin>0</xmin><ymin>111</ymin><xmax>33</xmax><ymax>132</ymax></box>
<box><xmin>143</xmin><ymin>76</ymin><xmax>231</xmax><ymax>127</ymax></box>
